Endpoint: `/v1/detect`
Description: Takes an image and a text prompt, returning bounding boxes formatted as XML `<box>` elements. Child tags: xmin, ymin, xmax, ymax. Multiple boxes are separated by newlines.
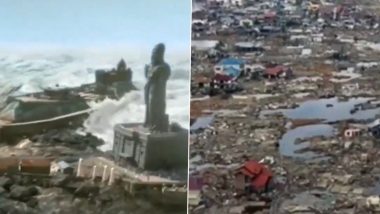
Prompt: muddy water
<box><xmin>263</xmin><ymin>97</ymin><xmax>380</xmax><ymax>160</ymax></box>
<box><xmin>279</xmin><ymin>124</ymin><xmax>335</xmax><ymax>160</ymax></box>
<box><xmin>275</xmin><ymin>190</ymin><xmax>336</xmax><ymax>213</ymax></box>
<box><xmin>262</xmin><ymin>97</ymin><xmax>380</xmax><ymax>122</ymax></box>
<box><xmin>369</xmin><ymin>182</ymin><xmax>380</xmax><ymax>195</ymax></box>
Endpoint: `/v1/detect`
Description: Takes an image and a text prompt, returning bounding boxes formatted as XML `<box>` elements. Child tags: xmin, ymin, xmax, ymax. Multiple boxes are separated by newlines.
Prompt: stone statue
<box><xmin>144</xmin><ymin>43</ymin><xmax>171</xmax><ymax>132</ymax></box>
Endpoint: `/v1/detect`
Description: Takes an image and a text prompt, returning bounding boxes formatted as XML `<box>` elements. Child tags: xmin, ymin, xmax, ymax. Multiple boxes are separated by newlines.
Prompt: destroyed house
<box><xmin>264</xmin><ymin>11</ymin><xmax>277</xmax><ymax>22</ymax></box>
<box><xmin>244</xmin><ymin>64</ymin><xmax>265</xmax><ymax>80</ymax></box>
<box><xmin>192</xmin><ymin>75</ymin><xmax>211</xmax><ymax>89</ymax></box>
<box><xmin>207</xmin><ymin>0</ymin><xmax>245</xmax><ymax>7</ymax></box>
<box><xmin>213</xmin><ymin>73</ymin><xmax>233</xmax><ymax>83</ymax></box>
<box><xmin>259</xmin><ymin>25</ymin><xmax>281</xmax><ymax>34</ymax></box>
<box><xmin>192</xmin><ymin>10</ymin><xmax>207</xmax><ymax>20</ymax></box>
<box><xmin>264</xmin><ymin>65</ymin><xmax>292</xmax><ymax>79</ymax></box>
<box><xmin>192</xmin><ymin>19</ymin><xmax>207</xmax><ymax>32</ymax></box>
<box><xmin>214</xmin><ymin>58</ymin><xmax>244</xmax><ymax>79</ymax></box>
<box><xmin>369</xmin><ymin>121</ymin><xmax>380</xmax><ymax>139</ymax></box>
<box><xmin>234</xmin><ymin>42</ymin><xmax>264</xmax><ymax>52</ymax></box>
<box><xmin>235</xmin><ymin>160</ymin><xmax>272</xmax><ymax>193</ymax></box>
<box><xmin>189</xmin><ymin>176</ymin><xmax>203</xmax><ymax>191</ymax></box>
<box><xmin>188</xmin><ymin>176</ymin><xmax>203</xmax><ymax>206</ymax></box>
<box><xmin>207</xmin><ymin>0</ymin><xmax>223</xmax><ymax>7</ymax></box>
<box><xmin>344</xmin><ymin>128</ymin><xmax>362</xmax><ymax>138</ymax></box>
<box><xmin>239</xmin><ymin>18</ymin><xmax>253</xmax><ymax>27</ymax></box>
<box><xmin>212</xmin><ymin>73</ymin><xmax>242</xmax><ymax>93</ymax></box>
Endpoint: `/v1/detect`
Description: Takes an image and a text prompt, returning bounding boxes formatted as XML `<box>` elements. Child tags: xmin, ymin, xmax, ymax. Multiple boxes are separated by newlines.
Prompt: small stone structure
<box><xmin>112</xmin><ymin>43</ymin><xmax>188</xmax><ymax>170</ymax></box>
<box><xmin>95</xmin><ymin>59</ymin><xmax>134</xmax><ymax>97</ymax></box>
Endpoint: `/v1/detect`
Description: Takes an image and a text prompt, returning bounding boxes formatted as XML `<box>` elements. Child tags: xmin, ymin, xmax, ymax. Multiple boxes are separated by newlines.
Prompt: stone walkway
<box><xmin>80</xmin><ymin>156</ymin><xmax>182</xmax><ymax>184</ymax></box>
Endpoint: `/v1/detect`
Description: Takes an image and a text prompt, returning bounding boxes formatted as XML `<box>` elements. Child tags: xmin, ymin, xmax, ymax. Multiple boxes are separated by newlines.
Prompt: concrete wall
<box><xmin>113</xmin><ymin>123</ymin><xmax>188</xmax><ymax>171</ymax></box>
<box><xmin>113</xmin><ymin>128</ymin><xmax>135</xmax><ymax>159</ymax></box>
<box><xmin>15</xmin><ymin>99</ymin><xmax>89</xmax><ymax>122</ymax></box>
<box><xmin>0</xmin><ymin>111</ymin><xmax>89</xmax><ymax>142</ymax></box>
<box><xmin>144</xmin><ymin>131</ymin><xmax>188</xmax><ymax>170</ymax></box>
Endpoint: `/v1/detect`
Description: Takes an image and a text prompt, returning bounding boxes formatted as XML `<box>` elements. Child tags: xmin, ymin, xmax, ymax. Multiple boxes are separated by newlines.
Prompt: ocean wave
<box><xmin>84</xmin><ymin>77</ymin><xmax>189</xmax><ymax>151</ymax></box>
<box><xmin>0</xmin><ymin>52</ymin><xmax>189</xmax><ymax>151</ymax></box>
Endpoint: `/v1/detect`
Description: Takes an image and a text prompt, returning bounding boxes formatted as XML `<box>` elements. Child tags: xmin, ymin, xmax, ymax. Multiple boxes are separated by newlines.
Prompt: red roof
<box><xmin>236</xmin><ymin>160</ymin><xmax>272</xmax><ymax>191</ymax></box>
<box><xmin>193</xmin><ymin>75</ymin><xmax>210</xmax><ymax>84</ymax></box>
<box><xmin>251</xmin><ymin>170</ymin><xmax>272</xmax><ymax>190</ymax></box>
<box><xmin>189</xmin><ymin>176</ymin><xmax>203</xmax><ymax>191</ymax></box>
<box><xmin>264</xmin><ymin>11</ymin><xmax>277</xmax><ymax>18</ymax></box>
<box><xmin>265</xmin><ymin>66</ymin><xmax>285</xmax><ymax>76</ymax></box>
<box><xmin>241</xmin><ymin>160</ymin><xmax>264</xmax><ymax>176</ymax></box>
<box><xmin>213</xmin><ymin>73</ymin><xmax>233</xmax><ymax>82</ymax></box>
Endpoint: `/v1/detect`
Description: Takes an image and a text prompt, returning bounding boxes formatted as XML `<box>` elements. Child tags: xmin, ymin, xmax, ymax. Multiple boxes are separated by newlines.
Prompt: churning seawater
<box><xmin>0</xmin><ymin>48</ymin><xmax>190</xmax><ymax>150</ymax></box>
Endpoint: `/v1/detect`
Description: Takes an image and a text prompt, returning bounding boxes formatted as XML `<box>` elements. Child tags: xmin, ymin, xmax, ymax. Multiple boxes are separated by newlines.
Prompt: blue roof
<box><xmin>224</xmin><ymin>66</ymin><xmax>241</xmax><ymax>78</ymax></box>
<box><xmin>219</xmin><ymin>58</ymin><xmax>244</xmax><ymax>66</ymax></box>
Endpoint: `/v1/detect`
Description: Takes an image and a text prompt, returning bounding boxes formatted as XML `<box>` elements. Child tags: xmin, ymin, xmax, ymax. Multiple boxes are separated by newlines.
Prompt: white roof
<box><xmin>192</xmin><ymin>40</ymin><xmax>219</xmax><ymax>51</ymax></box>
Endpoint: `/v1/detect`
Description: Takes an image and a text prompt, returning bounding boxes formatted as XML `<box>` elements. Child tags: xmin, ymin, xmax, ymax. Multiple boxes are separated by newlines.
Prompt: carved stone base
<box><xmin>113</xmin><ymin>123</ymin><xmax>188</xmax><ymax>170</ymax></box>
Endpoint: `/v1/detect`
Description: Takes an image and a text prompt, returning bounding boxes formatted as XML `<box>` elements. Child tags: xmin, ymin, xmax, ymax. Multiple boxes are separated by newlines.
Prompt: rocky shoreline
<box><xmin>0</xmin><ymin>57</ymin><xmax>188</xmax><ymax>213</ymax></box>
<box><xmin>0</xmin><ymin>128</ymin><xmax>186</xmax><ymax>214</ymax></box>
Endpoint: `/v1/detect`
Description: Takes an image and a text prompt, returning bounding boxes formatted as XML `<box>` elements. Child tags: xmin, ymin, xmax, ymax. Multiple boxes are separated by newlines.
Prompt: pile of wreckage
<box><xmin>191</xmin><ymin>0</ymin><xmax>380</xmax><ymax>213</ymax></box>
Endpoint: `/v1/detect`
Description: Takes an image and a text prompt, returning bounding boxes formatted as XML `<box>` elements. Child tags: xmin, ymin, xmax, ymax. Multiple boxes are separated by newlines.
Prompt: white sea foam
<box><xmin>0</xmin><ymin>47</ymin><xmax>190</xmax><ymax>151</ymax></box>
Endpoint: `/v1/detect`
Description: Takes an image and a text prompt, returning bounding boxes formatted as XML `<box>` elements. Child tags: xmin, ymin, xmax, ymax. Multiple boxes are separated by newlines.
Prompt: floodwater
<box><xmin>264</xmin><ymin>97</ymin><xmax>380</xmax><ymax>160</ymax></box>
<box><xmin>279</xmin><ymin>124</ymin><xmax>335</xmax><ymax>160</ymax></box>
<box><xmin>190</xmin><ymin>115</ymin><xmax>214</xmax><ymax>133</ymax></box>
<box><xmin>262</xmin><ymin>97</ymin><xmax>380</xmax><ymax>122</ymax></box>
<box><xmin>276</xmin><ymin>190</ymin><xmax>336</xmax><ymax>213</ymax></box>
<box><xmin>369</xmin><ymin>182</ymin><xmax>380</xmax><ymax>195</ymax></box>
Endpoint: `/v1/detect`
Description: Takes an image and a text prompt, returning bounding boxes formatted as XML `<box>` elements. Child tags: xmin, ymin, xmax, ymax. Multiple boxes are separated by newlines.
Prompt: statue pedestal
<box><xmin>113</xmin><ymin>123</ymin><xmax>188</xmax><ymax>170</ymax></box>
<box><xmin>156</xmin><ymin>114</ymin><xmax>169</xmax><ymax>132</ymax></box>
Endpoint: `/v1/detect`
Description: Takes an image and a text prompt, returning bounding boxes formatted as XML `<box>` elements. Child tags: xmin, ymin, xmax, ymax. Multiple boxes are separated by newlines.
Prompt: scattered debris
<box><xmin>191</xmin><ymin>0</ymin><xmax>380</xmax><ymax>212</ymax></box>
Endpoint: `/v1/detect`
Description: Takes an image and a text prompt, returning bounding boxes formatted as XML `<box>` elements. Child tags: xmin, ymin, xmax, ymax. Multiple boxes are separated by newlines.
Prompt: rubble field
<box><xmin>191</xmin><ymin>0</ymin><xmax>380</xmax><ymax>213</ymax></box>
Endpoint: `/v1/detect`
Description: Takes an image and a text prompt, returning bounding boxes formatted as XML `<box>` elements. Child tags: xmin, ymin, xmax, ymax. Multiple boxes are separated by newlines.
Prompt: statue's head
<box><xmin>151</xmin><ymin>43</ymin><xmax>165</xmax><ymax>65</ymax></box>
